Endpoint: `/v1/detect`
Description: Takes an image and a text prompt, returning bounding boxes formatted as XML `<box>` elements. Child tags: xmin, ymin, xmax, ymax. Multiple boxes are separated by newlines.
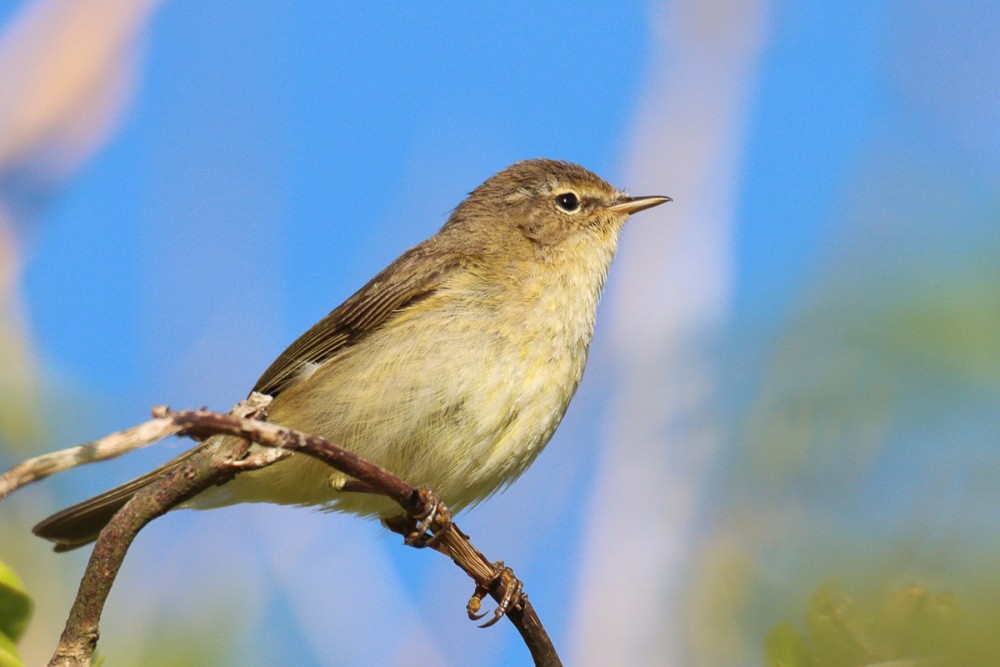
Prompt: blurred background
<box><xmin>1</xmin><ymin>1</ymin><xmax>998</xmax><ymax>665</ymax></box>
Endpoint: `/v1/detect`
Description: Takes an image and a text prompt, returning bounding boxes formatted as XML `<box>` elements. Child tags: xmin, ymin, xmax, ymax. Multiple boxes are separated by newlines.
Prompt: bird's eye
<box><xmin>555</xmin><ymin>192</ymin><xmax>580</xmax><ymax>212</ymax></box>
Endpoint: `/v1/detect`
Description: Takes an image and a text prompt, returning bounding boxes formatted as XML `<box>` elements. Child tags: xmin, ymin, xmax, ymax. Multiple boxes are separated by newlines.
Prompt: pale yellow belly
<box><xmin>191</xmin><ymin>292</ymin><xmax>590</xmax><ymax>519</ymax></box>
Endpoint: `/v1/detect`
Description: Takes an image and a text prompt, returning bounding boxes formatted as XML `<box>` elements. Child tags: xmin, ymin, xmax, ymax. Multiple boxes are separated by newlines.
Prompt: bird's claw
<box><xmin>467</xmin><ymin>561</ymin><xmax>525</xmax><ymax>628</ymax></box>
<box><xmin>403</xmin><ymin>488</ymin><xmax>452</xmax><ymax>548</ymax></box>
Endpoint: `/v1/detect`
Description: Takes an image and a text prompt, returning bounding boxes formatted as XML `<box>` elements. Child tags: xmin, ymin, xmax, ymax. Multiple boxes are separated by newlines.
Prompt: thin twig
<box><xmin>0</xmin><ymin>393</ymin><xmax>271</xmax><ymax>502</ymax></box>
<box><xmin>0</xmin><ymin>418</ymin><xmax>179</xmax><ymax>502</ymax></box>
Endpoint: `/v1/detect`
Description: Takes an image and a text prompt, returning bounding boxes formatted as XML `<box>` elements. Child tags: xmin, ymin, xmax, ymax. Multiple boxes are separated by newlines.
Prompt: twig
<box><xmin>19</xmin><ymin>406</ymin><xmax>561</xmax><ymax>666</ymax></box>
<box><xmin>0</xmin><ymin>393</ymin><xmax>271</xmax><ymax>502</ymax></box>
<box><xmin>0</xmin><ymin>418</ymin><xmax>179</xmax><ymax>502</ymax></box>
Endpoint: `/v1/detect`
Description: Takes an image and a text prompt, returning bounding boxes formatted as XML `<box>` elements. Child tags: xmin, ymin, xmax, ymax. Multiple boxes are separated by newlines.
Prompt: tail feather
<box><xmin>33</xmin><ymin>445</ymin><xmax>208</xmax><ymax>552</ymax></box>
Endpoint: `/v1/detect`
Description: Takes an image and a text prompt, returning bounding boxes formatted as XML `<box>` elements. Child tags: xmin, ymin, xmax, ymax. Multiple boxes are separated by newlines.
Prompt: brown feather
<box><xmin>253</xmin><ymin>240</ymin><xmax>464</xmax><ymax>397</ymax></box>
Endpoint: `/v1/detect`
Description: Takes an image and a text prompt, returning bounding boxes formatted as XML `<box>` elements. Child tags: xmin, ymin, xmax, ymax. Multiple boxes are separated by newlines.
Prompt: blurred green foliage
<box><xmin>0</xmin><ymin>560</ymin><xmax>31</xmax><ymax>667</ymax></box>
<box><xmin>763</xmin><ymin>579</ymin><xmax>1000</xmax><ymax>666</ymax></box>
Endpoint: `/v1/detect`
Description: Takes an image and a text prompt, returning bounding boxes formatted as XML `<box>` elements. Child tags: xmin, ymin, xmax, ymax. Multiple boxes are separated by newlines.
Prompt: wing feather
<box><xmin>253</xmin><ymin>239</ymin><xmax>463</xmax><ymax>397</ymax></box>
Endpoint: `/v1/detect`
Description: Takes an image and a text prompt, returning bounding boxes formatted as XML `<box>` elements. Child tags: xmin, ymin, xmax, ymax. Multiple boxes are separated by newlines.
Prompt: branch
<box><xmin>48</xmin><ymin>435</ymin><xmax>253</xmax><ymax>667</ymax></box>
<box><xmin>7</xmin><ymin>406</ymin><xmax>560</xmax><ymax>666</ymax></box>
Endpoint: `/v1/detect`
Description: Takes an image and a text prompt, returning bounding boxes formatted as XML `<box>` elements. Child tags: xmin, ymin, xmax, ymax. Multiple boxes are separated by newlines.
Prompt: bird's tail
<box><xmin>33</xmin><ymin>446</ymin><xmax>208</xmax><ymax>552</ymax></box>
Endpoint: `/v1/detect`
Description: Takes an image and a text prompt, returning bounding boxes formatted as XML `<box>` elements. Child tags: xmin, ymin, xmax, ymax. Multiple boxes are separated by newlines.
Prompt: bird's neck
<box><xmin>505</xmin><ymin>231</ymin><xmax>622</xmax><ymax>350</ymax></box>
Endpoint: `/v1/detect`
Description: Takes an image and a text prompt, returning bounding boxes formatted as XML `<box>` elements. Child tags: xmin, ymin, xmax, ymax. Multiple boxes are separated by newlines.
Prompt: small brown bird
<box><xmin>34</xmin><ymin>159</ymin><xmax>669</xmax><ymax>551</ymax></box>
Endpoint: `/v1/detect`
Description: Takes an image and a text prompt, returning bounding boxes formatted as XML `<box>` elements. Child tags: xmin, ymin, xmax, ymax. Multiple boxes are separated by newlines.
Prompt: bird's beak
<box><xmin>605</xmin><ymin>195</ymin><xmax>672</xmax><ymax>214</ymax></box>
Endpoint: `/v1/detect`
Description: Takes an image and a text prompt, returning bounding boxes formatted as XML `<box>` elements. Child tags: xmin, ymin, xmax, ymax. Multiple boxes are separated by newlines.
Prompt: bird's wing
<box><xmin>253</xmin><ymin>239</ymin><xmax>464</xmax><ymax>397</ymax></box>
<box><xmin>34</xmin><ymin>238</ymin><xmax>468</xmax><ymax>551</ymax></box>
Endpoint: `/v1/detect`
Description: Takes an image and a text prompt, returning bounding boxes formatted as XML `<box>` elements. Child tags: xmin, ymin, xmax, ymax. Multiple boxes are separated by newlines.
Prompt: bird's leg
<box><xmin>342</xmin><ymin>483</ymin><xmax>449</xmax><ymax>543</ymax></box>
<box><xmin>410</xmin><ymin>488</ymin><xmax>447</xmax><ymax>546</ymax></box>
<box><xmin>340</xmin><ymin>480</ymin><xmax>378</xmax><ymax>494</ymax></box>
<box><xmin>467</xmin><ymin>561</ymin><xmax>526</xmax><ymax>628</ymax></box>
<box><xmin>379</xmin><ymin>487</ymin><xmax>453</xmax><ymax>549</ymax></box>
<box><xmin>378</xmin><ymin>490</ymin><xmax>525</xmax><ymax>627</ymax></box>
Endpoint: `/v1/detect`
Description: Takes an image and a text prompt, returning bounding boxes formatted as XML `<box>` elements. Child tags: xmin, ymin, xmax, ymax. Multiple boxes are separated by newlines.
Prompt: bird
<box><xmin>33</xmin><ymin>158</ymin><xmax>670</xmax><ymax>551</ymax></box>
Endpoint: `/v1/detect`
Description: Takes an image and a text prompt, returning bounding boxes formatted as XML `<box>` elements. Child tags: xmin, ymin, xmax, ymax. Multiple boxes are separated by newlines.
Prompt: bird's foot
<box><xmin>467</xmin><ymin>561</ymin><xmax>525</xmax><ymax>628</ymax></box>
<box><xmin>402</xmin><ymin>487</ymin><xmax>452</xmax><ymax>548</ymax></box>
